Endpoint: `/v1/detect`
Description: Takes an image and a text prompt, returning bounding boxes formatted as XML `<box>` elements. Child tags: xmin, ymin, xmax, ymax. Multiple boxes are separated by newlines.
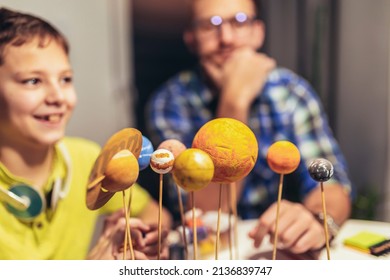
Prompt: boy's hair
<box><xmin>0</xmin><ymin>7</ymin><xmax>69</xmax><ymax>65</ymax></box>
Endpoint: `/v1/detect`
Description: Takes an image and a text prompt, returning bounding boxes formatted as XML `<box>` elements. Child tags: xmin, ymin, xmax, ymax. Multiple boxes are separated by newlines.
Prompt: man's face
<box><xmin>0</xmin><ymin>38</ymin><xmax>76</xmax><ymax>148</ymax></box>
<box><xmin>185</xmin><ymin>0</ymin><xmax>263</xmax><ymax>67</ymax></box>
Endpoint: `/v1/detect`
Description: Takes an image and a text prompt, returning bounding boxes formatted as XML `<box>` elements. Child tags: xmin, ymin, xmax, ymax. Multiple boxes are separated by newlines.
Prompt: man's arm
<box><xmin>303</xmin><ymin>183</ymin><xmax>351</xmax><ymax>227</ymax></box>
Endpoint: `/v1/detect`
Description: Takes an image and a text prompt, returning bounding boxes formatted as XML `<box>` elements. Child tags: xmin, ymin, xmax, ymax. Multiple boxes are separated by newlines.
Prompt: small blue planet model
<box><xmin>308</xmin><ymin>158</ymin><xmax>334</xmax><ymax>182</ymax></box>
<box><xmin>138</xmin><ymin>136</ymin><xmax>154</xmax><ymax>170</ymax></box>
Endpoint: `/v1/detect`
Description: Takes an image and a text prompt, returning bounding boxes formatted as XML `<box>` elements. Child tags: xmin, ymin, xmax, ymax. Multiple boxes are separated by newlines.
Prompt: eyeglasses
<box><xmin>192</xmin><ymin>12</ymin><xmax>256</xmax><ymax>38</ymax></box>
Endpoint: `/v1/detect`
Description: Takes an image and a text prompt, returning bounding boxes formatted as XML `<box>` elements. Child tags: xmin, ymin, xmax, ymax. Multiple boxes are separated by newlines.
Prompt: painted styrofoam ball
<box><xmin>266</xmin><ymin>140</ymin><xmax>300</xmax><ymax>174</ymax></box>
<box><xmin>308</xmin><ymin>158</ymin><xmax>334</xmax><ymax>182</ymax></box>
<box><xmin>150</xmin><ymin>148</ymin><xmax>174</xmax><ymax>174</ymax></box>
<box><xmin>172</xmin><ymin>148</ymin><xmax>214</xmax><ymax>192</ymax></box>
<box><xmin>138</xmin><ymin>136</ymin><xmax>154</xmax><ymax>171</ymax></box>
<box><xmin>103</xmin><ymin>149</ymin><xmax>139</xmax><ymax>192</ymax></box>
<box><xmin>192</xmin><ymin>118</ymin><xmax>258</xmax><ymax>183</ymax></box>
<box><xmin>158</xmin><ymin>139</ymin><xmax>187</xmax><ymax>158</ymax></box>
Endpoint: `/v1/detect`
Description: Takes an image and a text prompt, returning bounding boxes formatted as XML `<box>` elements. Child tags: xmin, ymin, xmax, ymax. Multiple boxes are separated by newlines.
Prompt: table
<box><xmin>181</xmin><ymin>218</ymin><xmax>390</xmax><ymax>260</ymax></box>
<box><xmin>321</xmin><ymin>219</ymin><xmax>390</xmax><ymax>260</ymax></box>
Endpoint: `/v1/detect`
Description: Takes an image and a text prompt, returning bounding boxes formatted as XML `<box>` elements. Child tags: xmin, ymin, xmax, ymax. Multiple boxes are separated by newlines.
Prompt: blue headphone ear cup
<box><xmin>6</xmin><ymin>185</ymin><xmax>45</xmax><ymax>221</ymax></box>
<box><xmin>0</xmin><ymin>142</ymin><xmax>71</xmax><ymax>220</ymax></box>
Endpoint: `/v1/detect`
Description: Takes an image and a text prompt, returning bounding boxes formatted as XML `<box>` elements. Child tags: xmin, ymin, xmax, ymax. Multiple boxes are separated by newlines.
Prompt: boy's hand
<box><xmin>88</xmin><ymin>211</ymin><xmax>152</xmax><ymax>260</ymax></box>
<box><xmin>88</xmin><ymin>210</ymin><xmax>170</xmax><ymax>260</ymax></box>
<box><xmin>138</xmin><ymin>223</ymin><xmax>170</xmax><ymax>260</ymax></box>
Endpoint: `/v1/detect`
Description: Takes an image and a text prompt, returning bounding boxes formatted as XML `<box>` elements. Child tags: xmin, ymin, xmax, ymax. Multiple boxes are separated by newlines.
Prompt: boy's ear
<box><xmin>183</xmin><ymin>29</ymin><xmax>196</xmax><ymax>54</ymax></box>
<box><xmin>251</xmin><ymin>20</ymin><xmax>266</xmax><ymax>50</ymax></box>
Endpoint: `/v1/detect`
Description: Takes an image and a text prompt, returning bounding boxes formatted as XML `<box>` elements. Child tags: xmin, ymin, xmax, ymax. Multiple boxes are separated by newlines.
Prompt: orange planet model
<box><xmin>172</xmin><ymin>148</ymin><xmax>214</xmax><ymax>192</ymax></box>
<box><xmin>192</xmin><ymin>118</ymin><xmax>258</xmax><ymax>183</ymax></box>
<box><xmin>266</xmin><ymin>141</ymin><xmax>300</xmax><ymax>174</ymax></box>
<box><xmin>102</xmin><ymin>149</ymin><xmax>139</xmax><ymax>192</ymax></box>
<box><xmin>158</xmin><ymin>139</ymin><xmax>187</xmax><ymax>158</ymax></box>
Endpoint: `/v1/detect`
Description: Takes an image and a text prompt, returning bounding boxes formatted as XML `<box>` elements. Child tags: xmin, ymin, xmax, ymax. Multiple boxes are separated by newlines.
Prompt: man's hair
<box><xmin>0</xmin><ymin>7</ymin><xmax>69</xmax><ymax>65</ymax></box>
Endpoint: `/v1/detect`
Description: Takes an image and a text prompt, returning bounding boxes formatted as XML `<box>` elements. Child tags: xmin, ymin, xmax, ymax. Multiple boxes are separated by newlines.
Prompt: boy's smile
<box><xmin>34</xmin><ymin>112</ymin><xmax>65</xmax><ymax>125</ymax></box>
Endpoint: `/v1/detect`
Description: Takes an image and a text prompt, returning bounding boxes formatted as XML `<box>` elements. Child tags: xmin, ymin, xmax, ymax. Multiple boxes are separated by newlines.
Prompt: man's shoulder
<box><xmin>268</xmin><ymin>67</ymin><xmax>300</xmax><ymax>82</ymax></box>
<box><xmin>262</xmin><ymin>67</ymin><xmax>319</xmax><ymax>103</ymax></box>
<box><xmin>266</xmin><ymin>67</ymin><xmax>314</xmax><ymax>92</ymax></box>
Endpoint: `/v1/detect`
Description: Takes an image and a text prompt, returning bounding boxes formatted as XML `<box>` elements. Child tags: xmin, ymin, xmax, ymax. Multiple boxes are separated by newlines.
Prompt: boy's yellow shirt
<box><xmin>0</xmin><ymin>137</ymin><xmax>150</xmax><ymax>259</ymax></box>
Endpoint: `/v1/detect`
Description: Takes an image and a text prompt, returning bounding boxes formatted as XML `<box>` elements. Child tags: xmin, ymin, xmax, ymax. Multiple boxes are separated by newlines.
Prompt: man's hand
<box><xmin>203</xmin><ymin>48</ymin><xmax>275</xmax><ymax>105</ymax></box>
<box><xmin>248</xmin><ymin>200</ymin><xmax>326</xmax><ymax>254</ymax></box>
<box><xmin>202</xmin><ymin>48</ymin><xmax>276</xmax><ymax>122</ymax></box>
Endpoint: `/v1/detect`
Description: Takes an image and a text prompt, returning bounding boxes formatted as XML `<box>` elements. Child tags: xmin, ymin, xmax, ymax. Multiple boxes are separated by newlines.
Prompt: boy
<box><xmin>0</xmin><ymin>7</ymin><xmax>170</xmax><ymax>259</ymax></box>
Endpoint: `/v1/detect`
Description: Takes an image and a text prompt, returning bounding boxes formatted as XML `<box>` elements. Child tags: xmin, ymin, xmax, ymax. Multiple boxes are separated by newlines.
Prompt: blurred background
<box><xmin>1</xmin><ymin>0</ymin><xmax>389</xmax><ymax>221</ymax></box>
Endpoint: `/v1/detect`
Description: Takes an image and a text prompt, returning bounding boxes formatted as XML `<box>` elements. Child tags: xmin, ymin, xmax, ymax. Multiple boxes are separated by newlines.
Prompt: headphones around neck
<box><xmin>0</xmin><ymin>142</ymin><xmax>71</xmax><ymax>221</ymax></box>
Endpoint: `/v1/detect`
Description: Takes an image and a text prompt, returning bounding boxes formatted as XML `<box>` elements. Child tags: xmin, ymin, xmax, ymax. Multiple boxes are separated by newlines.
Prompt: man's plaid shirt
<box><xmin>147</xmin><ymin>67</ymin><xmax>352</xmax><ymax>219</ymax></box>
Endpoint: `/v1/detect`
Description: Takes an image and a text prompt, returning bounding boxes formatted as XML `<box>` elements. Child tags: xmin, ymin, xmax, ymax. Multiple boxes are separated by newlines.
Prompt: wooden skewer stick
<box><xmin>227</xmin><ymin>184</ymin><xmax>233</xmax><ymax>260</ymax></box>
<box><xmin>150</xmin><ymin>148</ymin><xmax>174</xmax><ymax>260</ymax></box>
<box><xmin>320</xmin><ymin>182</ymin><xmax>331</xmax><ymax>260</ymax></box>
<box><xmin>191</xmin><ymin>192</ymin><xmax>198</xmax><ymax>260</ymax></box>
<box><xmin>272</xmin><ymin>173</ymin><xmax>284</xmax><ymax>260</ymax></box>
<box><xmin>307</xmin><ymin>158</ymin><xmax>334</xmax><ymax>260</ymax></box>
<box><xmin>122</xmin><ymin>192</ymin><xmax>128</xmax><ymax>260</ymax></box>
<box><xmin>125</xmin><ymin>187</ymin><xmax>134</xmax><ymax>259</ymax></box>
<box><xmin>176</xmin><ymin>185</ymin><xmax>188</xmax><ymax>259</ymax></box>
<box><xmin>127</xmin><ymin>186</ymin><xmax>133</xmax><ymax>216</ymax></box>
<box><xmin>158</xmin><ymin>173</ymin><xmax>163</xmax><ymax>260</ymax></box>
<box><xmin>267</xmin><ymin>140</ymin><xmax>300</xmax><ymax>260</ymax></box>
<box><xmin>230</xmin><ymin>182</ymin><xmax>239</xmax><ymax>260</ymax></box>
<box><xmin>122</xmin><ymin>190</ymin><xmax>134</xmax><ymax>260</ymax></box>
<box><xmin>215</xmin><ymin>184</ymin><xmax>223</xmax><ymax>260</ymax></box>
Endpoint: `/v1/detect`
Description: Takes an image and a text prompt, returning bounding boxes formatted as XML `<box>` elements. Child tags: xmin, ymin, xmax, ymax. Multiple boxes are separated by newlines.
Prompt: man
<box><xmin>147</xmin><ymin>0</ymin><xmax>352</xmax><ymax>254</ymax></box>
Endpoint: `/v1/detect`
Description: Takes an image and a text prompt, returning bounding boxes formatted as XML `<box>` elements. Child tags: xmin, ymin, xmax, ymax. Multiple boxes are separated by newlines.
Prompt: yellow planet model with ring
<box><xmin>103</xmin><ymin>149</ymin><xmax>139</xmax><ymax>192</ymax></box>
<box><xmin>192</xmin><ymin>118</ymin><xmax>258</xmax><ymax>183</ymax></box>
